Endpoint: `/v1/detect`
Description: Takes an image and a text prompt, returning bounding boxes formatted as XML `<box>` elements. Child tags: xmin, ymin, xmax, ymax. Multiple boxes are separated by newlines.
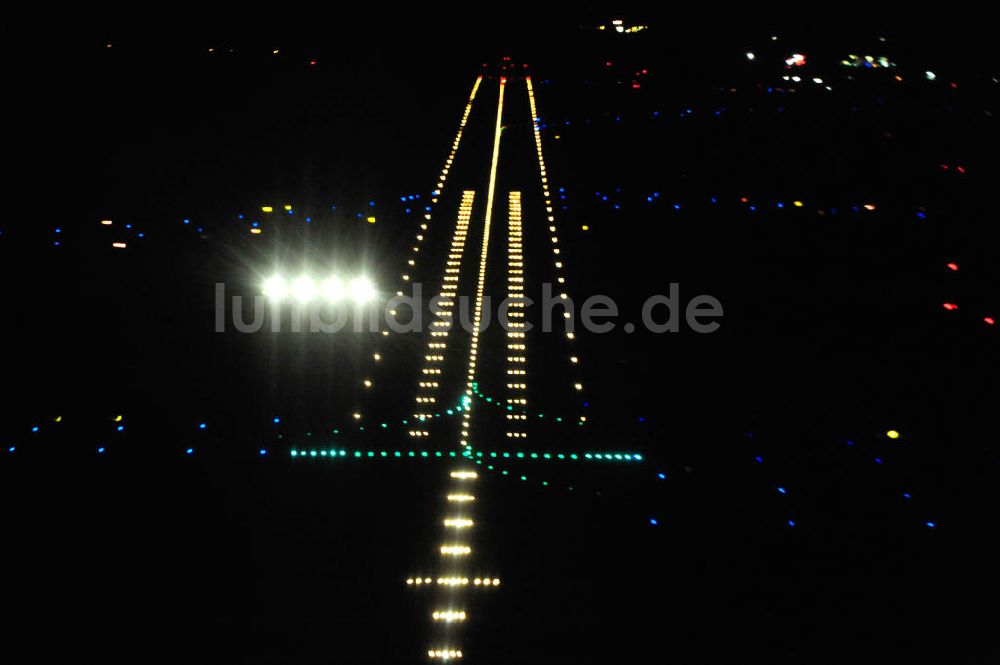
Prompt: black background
<box><xmin>3</xmin><ymin>5</ymin><xmax>998</xmax><ymax>663</ymax></box>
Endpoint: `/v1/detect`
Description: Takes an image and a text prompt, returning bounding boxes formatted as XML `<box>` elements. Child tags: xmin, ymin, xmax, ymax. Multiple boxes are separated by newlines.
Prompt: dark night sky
<box><xmin>3</xmin><ymin>8</ymin><xmax>998</xmax><ymax>663</ymax></box>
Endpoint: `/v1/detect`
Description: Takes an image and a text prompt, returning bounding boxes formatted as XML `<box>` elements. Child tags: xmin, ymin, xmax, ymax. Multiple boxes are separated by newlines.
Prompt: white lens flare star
<box><xmin>349</xmin><ymin>276</ymin><xmax>377</xmax><ymax>303</ymax></box>
<box><xmin>291</xmin><ymin>276</ymin><xmax>316</xmax><ymax>303</ymax></box>
<box><xmin>322</xmin><ymin>276</ymin><xmax>344</xmax><ymax>302</ymax></box>
<box><xmin>261</xmin><ymin>274</ymin><xmax>376</xmax><ymax>304</ymax></box>
<box><xmin>263</xmin><ymin>276</ymin><xmax>288</xmax><ymax>301</ymax></box>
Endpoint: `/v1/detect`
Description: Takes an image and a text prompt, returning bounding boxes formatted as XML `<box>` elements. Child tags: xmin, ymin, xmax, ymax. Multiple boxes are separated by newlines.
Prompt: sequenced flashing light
<box><xmin>263</xmin><ymin>274</ymin><xmax>376</xmax><ymax>304</ymax></box>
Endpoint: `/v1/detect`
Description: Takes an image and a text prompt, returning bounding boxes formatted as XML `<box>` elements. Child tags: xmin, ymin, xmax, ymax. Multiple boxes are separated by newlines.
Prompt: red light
<box><xmin>946</xmin><ymin>262</ymin><xmax>958</xmax><ymax>271</ymax></box>
<box><xmin>943</xmin><ymin>303</ymin><xmax>958</xmax><ymax>311</ymax></box>
<box><xmin>740</xmin><ymin>197</ymin><xmax>749</xmax><ymax>203</ymax></box>
<box><xmin>940</xmin><ymin>164</ymin><xmax>949</xmax><ymax>170</ymax></box>
<box><xmin>606</xmin><ymin>61</ymin><xmax>613</xmax><ymax>67</ymax></box>
<box><xmin>642</xmin><ymin>69</ymin><xmax>648</xmax><ymax>74</ymax></box>
<box><xmin>309</xmin><ymin>60</ymin><xmax>317</xmax><ymax>66</ymax></box>
<box><xmin>956</xmin><ymin>166</ymin><xmax>966</xmax><ymax>173</ymax></box>
<box><xmin>632</xmin><ymin>83</ymin><xmax>641</xmax><ymax>89</ymax></box>
<box><xmin>985</xmin><ymin>317</ymin><xmax>995</xmax><ymax>325</ymax></box>
<box><xmin>950</xmin><ymin>82</ymin><xmax>958</xmax><ymax>89</ymax></box>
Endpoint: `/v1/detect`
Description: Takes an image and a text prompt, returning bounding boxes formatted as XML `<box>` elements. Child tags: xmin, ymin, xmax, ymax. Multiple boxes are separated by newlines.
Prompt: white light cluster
<box><xmin>407</xmin><ymin>577</ymin><xmax>434</xmax><ymax>585</ymax></box>
<box><xmin>262</xmin><ymin>275</ymin><xmax>376</xmax><ymax>304</ymax></box>
<box><xmin>432</xmin><ymin>611</ymin><xmax>467</xmax><ymax>622</ymax></box>
<box><xmin>409</xmin><ymin>190</ymin><xmax>476</xmax><ymax>437</ymax></box>
<box><xmin>428</xmin><ymin>649</ymin><xmax>463</xmax><ymax>660</ymax></box>
<box><xmin>440</xmin><ymin>545</ymin><xmax>472</xmax><ymax>556</ymax></box>
<box><xmin>526</xmin><ymin>76</ymin><xmax>584</xmax><ymax>406</ymax></box>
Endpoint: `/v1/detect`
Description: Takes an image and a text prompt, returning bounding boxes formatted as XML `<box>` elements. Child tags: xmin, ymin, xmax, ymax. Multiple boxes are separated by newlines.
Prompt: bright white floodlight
<box><xmin>322</xmin><ymin>276</ymin><xmax>344</xmax><ymax>303</ymax></box>
<box><xmin>291</xmin><ymin>276</ymin><xmax>317</xmax><ymax>303</ymax></box>
<box><xmin>349</xmin><ymin>276</ymin><xmax>376</xmax><ymax>303</ymax></box>
<box><xmin>263</xmin><ymin>276</ymin><xmax>288</xmax><ymax>301</ymax></box>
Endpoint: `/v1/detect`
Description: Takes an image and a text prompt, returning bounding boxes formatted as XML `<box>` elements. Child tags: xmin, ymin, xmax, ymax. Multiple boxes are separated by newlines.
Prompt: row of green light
<box><xmin>352</xmin><ymin>76</ymin><xmax>482</xmax><ymax>429</ymax></box>
<box><xmin>472</xmin><ymin>383</ymin><xmax>586</xmax><ymax>426</ymax></box>
<box><xmin>289</xmin><ymin>448</ymin><xmax>642</xmax><ymax>461</ymax></box>
<box><xmin>276</xmin><ymin>380</ymin><xmax>585</xmax><ymax>440</ymax></box>
<box><xmin>468</xmin><ymin>456</ymin><xmax>603</xmax><ymax>492</ymax></box>
<box><xmin>410</xmin><ymin>190</ymin><xmax>476</xmax><ymax>437</ymax></box>
<box><xmin>525</xmin><ymin>76</ymin><xmax>585</xmax><ymax>402</ymax></box>
<box><xmin>324</xmin><ymin>400</ymin><xmax>473</xmax><ymax>436</ymax></box>
<box><xmin>505</xmin><ymin>192</ymin><xmax>529</xmax><ymax>439</ymax></box>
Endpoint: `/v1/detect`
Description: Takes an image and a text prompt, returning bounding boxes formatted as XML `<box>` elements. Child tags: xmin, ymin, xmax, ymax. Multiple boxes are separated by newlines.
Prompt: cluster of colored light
<box><xmin>940</xmin><ymin>261</ymin><xmax>995</xmax><ymax>325</ymax></box>
<box><xmin>746</xmin><ymin>429</ymin><xmax>942</xmax><ymax>529</ymax></box>
<box><xmin>840</xmin><ymin>54</ymin><xmax>895</xmax><ymax>69</ymax></box>
<box><xmin>596</xmin><ymin>18</ymin><xmax>647</xmax><ymax>34</ymax></box>
<box><xmin>407</xmin><ymin>577</ymin><xmax>500</xmax><ymax>587</ymax></box>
